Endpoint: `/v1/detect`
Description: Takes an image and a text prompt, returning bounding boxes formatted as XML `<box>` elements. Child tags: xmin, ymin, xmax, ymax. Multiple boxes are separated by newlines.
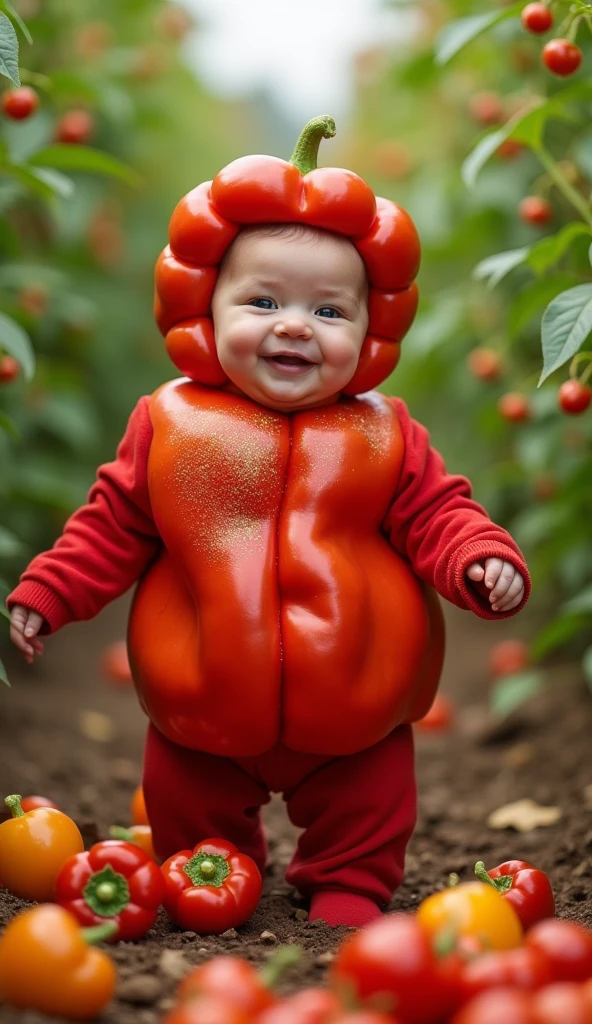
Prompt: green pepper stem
<box><xmin>259</xmin><ymin>944</ymin><xmax>302</xmax><ymax>988</ymax></box>
<box><xmin>81</xmin><ymin>921</ymin><xmax>118</xmax><ymax>944</ymax></box>
<box><xmin>109</xmin><ymin>825</ymin><xmax>137</xmax><ymax>844</ymax></box>
<box><xmin>474</xmin><ymin>860</ymin><xmax>514</xmax><ymax>893</ymax></box>
<box><xmin>4</xmin><ymin>795</ymin><xmax>24</xmax><ymax>818</ymax></box>
<box><xmin>474</xmin><ymin>861</ymin><xmax>496</xmax><ymax>887</ymax></box>
<box><xmin>290</xmin><ymin>115</ymin><xmax>336</xmax><ymax>175</ymax></box>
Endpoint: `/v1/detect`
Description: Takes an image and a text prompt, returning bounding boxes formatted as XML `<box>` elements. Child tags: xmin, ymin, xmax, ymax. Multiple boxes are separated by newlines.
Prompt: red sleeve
<box><xmin>6</xmin><ymin>396</ymin><xmax>160</xmax><ymax>634</ymax></box>
<box><xmin>382</xmin><ymin>397</ymin><xmax>531</xmax><ymax>619</ymax></box>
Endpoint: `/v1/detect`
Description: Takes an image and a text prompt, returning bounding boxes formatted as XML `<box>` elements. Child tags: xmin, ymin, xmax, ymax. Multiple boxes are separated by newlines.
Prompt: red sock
<box><xmin>308</xmin><ymin>891</ymin><xmax>382</xmax><ymax>928</ymax></box>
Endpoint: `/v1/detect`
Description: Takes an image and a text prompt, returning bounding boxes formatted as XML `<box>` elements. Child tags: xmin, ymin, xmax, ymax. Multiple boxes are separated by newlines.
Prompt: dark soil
<box><xmin>1</xmin><ymin>596</ymin><xmax>591</xmax><ymax>1023</ymax></box>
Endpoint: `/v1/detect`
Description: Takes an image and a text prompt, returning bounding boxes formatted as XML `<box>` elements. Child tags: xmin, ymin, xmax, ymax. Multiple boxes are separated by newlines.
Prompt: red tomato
<box><xmin>497</xmin><ymin>138</ymin><xmax>524</xmax><ymax>160</ymax></box>
<box><xmin>519</xmin><ymin>196</ymin><xmax>553</xmax><ymax>225</ymax></box>
<box><xmin>177</xmin><ymin>957</ymin><xmax>276</xmax><ymax>1015</ymax></box>
<box><xmin>558</xmin><ymin>380</ymin><xmax>592</xmax><ymax>415</ymax></box>
<box><xmin>526</xmin><ymin>919</ymin><xmax>592</xmax><ymax>982</ymax></box>
<box><xmin>2</xmin><ymin>86</ymin><xmax>39</xmax><ymax>120</ymax></box>
<box><xmin>162</xmin><ymin>996</ymin><xmax>251</xmax><ymax>1024</ymax></box>
<box><xmin>415</xmin><ymin>692</ymin><xmax>454</xmax><ymax>732</ymax></box>
<box><xmin>0</xmin><ymin>355</ymin><xmax>20</xmax><ymax>383</ymax></box>
<box><xmin>450</xmin><ymin>987</ymin><xmax>538</xmax><ymax>1024</ymax></box>
<box><xmin>521</xmin><ymin>3</ymin><xmax>553</xmax><ymax>33</ymax></box>
<box><xmin>468</xmin><ymin>91</ymin><xmax>504</xmax><ymax>126</ymax></box>
<box><xmin>20</xmin><ymin>795</ymin><xmax>60</xmax><ymax>813</ymax></box>
<box><xmin>498</xmin><ymin>392</ymin><xmax>530</xmax><ymax>423</ymax></box>
<box><xmin>100</xmin><ymin>640</ymin><xmax>132</xmax><ymax>684</ymax></box>
<box><xmin>460</xmin><ymin>946</ymin><xmax>553</xmax><ymax>1001</ymax></box>
<box><xmin>542</xmin><ymin>39</ymin><xmax>583</xmax><ymax>76</ymax></box>
<box><xmin>467</xmin><ymin>347</ymin><xmax>503</xmax><ymax>381</ymax></box>
<box><xmin>55</xmin><ymin>109</ymin><xmax>94</xmax><ymax>144</ymax></box>
<box><xmin>257</xmin><ymin>989</ymin><xmax>343</xmax><ymax>1024</ymax></box>
<box><xmin>331</xmin><ymin>913</ymin><xmax>458</xmax><ymax>1024</ymax></box>
<box><xmin>532</xmin><ymin>982</ymin><xmax>592</xmax><ymax>1024</ymax></box>
<box><xmin>489</xmin><ymin>639</ymin><xmax>530</xmax><ymax>678</ymax></box>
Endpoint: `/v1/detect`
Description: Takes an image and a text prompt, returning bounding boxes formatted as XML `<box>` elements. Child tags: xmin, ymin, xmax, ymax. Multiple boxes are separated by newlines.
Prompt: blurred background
<box><xmin>1</xmin><ymin>0</ymin><xmax>591</xmax><ymax>710</ymax></box>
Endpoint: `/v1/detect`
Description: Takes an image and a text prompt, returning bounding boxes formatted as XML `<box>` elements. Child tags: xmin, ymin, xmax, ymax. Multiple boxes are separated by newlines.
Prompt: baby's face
<box><xmin>211</xmin><ymin>226</ymin><xmax>369</xmax><ymax>412</ymax></box>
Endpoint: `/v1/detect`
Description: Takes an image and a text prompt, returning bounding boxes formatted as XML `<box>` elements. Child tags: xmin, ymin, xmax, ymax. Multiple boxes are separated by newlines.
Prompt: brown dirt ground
<box><xmin>0</xmin><ymin>596</ymin><xmax>591</xmax><ymax>1023</ymax></box>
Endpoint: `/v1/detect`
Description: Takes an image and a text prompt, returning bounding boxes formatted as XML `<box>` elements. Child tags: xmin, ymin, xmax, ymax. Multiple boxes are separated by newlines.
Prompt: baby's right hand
<box><xmin>10</xmin><ymin>605</ymin><xmax>46</xmax><ymax>664</ymax></box>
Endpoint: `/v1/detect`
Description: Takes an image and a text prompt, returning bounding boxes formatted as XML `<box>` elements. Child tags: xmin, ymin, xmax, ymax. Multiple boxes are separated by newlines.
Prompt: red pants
<box><xmin>143</xmin><ymin>723</ymin><xmax>416</xmax><ymax>908</ymax></box>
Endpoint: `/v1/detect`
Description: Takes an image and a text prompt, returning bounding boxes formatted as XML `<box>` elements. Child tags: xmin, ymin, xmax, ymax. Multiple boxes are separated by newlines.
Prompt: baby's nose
<box><xmin>274</xmin><ymin>318</ymin><xmax>313</xmax><ymax>340</ymax></box>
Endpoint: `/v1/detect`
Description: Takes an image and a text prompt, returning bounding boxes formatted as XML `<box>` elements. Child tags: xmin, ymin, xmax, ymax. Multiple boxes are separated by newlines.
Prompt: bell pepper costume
<box><xmin>7</xmin><ymin>117</ymin><xmax>530</xmax><ymax>925</ymax></box>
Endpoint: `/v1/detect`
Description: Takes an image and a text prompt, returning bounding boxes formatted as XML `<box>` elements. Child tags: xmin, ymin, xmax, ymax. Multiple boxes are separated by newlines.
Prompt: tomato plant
<box><xmin>351</xmin><ymin>0</ymin><xmax>592</xmax><ymax>718</ymax></box>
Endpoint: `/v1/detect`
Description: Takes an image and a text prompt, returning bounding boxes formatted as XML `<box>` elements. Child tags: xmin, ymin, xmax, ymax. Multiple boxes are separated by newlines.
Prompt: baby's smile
<box><xmin>211</xmin><ymin>224</ymin><xmax>369</xmax><ymax>412</ymax></box>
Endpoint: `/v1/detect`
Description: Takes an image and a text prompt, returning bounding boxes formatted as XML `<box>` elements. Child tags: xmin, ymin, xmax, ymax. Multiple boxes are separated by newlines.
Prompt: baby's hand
<box><xmin>10</xmin><ymin>605</ymin><xmax>46</xmax><ymax>664</ymax></box>
<box><xmin>466</xmin><ymin>558</ymin><xmax>525</xmax><ymax>612</ymax></box>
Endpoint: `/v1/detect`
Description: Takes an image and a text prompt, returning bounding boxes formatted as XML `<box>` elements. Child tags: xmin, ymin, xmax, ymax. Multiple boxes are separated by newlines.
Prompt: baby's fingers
<box><xmin>24</xmin><ymin>610</ymin><xmax>44</xmax><ymax>638</ymax></box>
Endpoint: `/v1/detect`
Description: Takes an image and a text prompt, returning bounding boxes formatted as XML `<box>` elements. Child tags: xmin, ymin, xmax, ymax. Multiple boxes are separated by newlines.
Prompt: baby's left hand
<box><xmin>466</xmin><ymin>558</ymin><xmax>525</xmax><ymax>612</ymax></box>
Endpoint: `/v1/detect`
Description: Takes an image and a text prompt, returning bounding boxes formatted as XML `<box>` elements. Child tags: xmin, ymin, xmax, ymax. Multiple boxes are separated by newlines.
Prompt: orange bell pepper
<box><xmin>0</xmin><ymin>903</ymin><xmax>116</xmax><ymax>1020</ymax></box>
<box><xmin>417</xmin><ymin>880</ymin><xmax>523</xmax><ymax>951</ymax></box>
<box><xmin>130</xmin><ymin>783</ymin><xmax>149</xmax><ymax>825</ymax></box>
<box><xmin>109</xmin><ymin>823</ymin><xmax>156</xmax><ymax>861</ymax></box>
<box><xmin>0</xmin><ymin>793</ymin><xmax>84</xmax><ymax>901</ymax></box>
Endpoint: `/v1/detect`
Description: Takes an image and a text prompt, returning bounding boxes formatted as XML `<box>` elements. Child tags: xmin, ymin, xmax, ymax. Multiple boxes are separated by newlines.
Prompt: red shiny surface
<box><xmin>356</xmin><ymin>197</ymin><xmax>421</xmax><ymax>290</ymax></box>
<box><xmin>169</xmin><ymin>181</ymin><xmax>238</xmax><ymax>264</ymax></box>
<box><xmin>165</xmin><ymin>318</ymin><xmax>227</xmax><ymax>385</ymax></box>
<box><xmin>368</xmin><ymin>284</ymin><xmax>419</xmax><ymax>341</ymax></box>
<box><xmin>129</xmin><ymin>381</ymin><xmax>443</xmax><ymax>756</ymax></box>
<box><xmin>161</xmin><ymin>838</ymin><xmax>262</xmax><ymax>934</ymax></box>
<box><xmin>487</xmin><ymin>860</ymin><xmax>555</xmax><ymax>930</ymax></box>
<box><xmin>211</xmin><ymin>154</ymin><xmax>303</xmax><ymax>223</ymax></box>
<box><xmin>154</xmin><ymin>247</ymin><xmax>217</xmax><ymax>333</ymax></box>
<box><xmin>54</xmin><ymin>840</ymin><xmax>164</xmax><ymax>941</ymax></box>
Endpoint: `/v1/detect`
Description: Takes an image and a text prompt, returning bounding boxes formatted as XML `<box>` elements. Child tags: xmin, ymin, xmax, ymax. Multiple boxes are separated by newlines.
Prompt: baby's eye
<box><xmin>249</xmin><ymin>298</ymin><xmax>277</xmax><ymax>310</ymax></box>
<box><xmin>315</xmin><ymin>306</ymin><xmax>341</xmax><ymax>319</ymax></box>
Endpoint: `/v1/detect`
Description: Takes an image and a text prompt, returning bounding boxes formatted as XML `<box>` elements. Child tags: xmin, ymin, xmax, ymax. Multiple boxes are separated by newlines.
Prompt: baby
<box><xmin>8</xmin><ymin>120</ymin><xmax>529</xmax><ymax>929</ymax></box>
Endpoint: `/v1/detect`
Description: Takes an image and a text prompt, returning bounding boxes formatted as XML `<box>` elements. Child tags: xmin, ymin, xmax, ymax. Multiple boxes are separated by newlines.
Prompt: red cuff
<box><xmin>451</xmin><ymin>542</ymin><xmax>531</xmax><ymax>619</ymax></box>
<box><xmin>6</xmin><ymin>582</ymin><xmax>74</xmax><ymax>634</ymax></box>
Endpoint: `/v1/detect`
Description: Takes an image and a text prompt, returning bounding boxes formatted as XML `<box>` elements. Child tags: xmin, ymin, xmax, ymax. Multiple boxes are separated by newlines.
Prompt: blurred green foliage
<box><xmin>351</xmin><ymin>0</ymin><xmax>592</xmax><ymax>700</ymax></box>
<box><xmin>0</xmin><ymin>0</ymin><xmax>259</xmax><ymax>612</ymax></box>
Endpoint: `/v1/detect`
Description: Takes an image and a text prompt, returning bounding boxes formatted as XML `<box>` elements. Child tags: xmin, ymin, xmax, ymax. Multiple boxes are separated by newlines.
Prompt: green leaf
<box><xmin>1</xmin><ymin>1</ymin><xmax>32</xmax><ymax>44</ymax></box>
<box><xmin>583</xmin><ymin>646</ymin><xmax>592</xmax><ymax>695</ymax></box>
<box><xmin>30</xmin><ymin>145</ymin><xmax>142</xmax><ymax>187</ymax></box>
<box><xmin>531</xmin><ymin>614</ymin><xmax>587</xmax><ymax>660</ymax></box>
<box><xmin>434</xmin><ymin>5</ymin><xmax>522</xmax><ymax>65</ymax></box>
<box><xmin>0</xmin><ymin>525</ymin><xmax>24</xmax><ymax>557</ymax></box>
<box><xmin>0</xmin><ymin>410</ymin><xmax>19</xmax><ymax>438</ymax></box>
<box><xmin>28</xmin><ymin>166</ymin><xmax>75</xmax><ymax>199</ymax></box>
<box><xmin>0</xmin><ymin>12</ymin><xmax>19</xmax><ymax>86</ymax></box>
<box><xmin>562</xmin><ymin>584</ymin><xmax>592</xmax><ymax>615</ymax></box>
<box><xmin>490</xmin><ymin>670</ymin><xmax>546</xmax><ymax>719</ymax></box>
<box><xmin>462</xmin><ymin>128</ymin><xmax>508</xmax><ymax>189</ymax></box>
<box><xmin>539</xmin><ymin>284</ymin><xmax>592</xmax><ymax>384</ymax></box>
<box><xmin>0</xmin><ymin>311</ymin><xmax>34</xmax><ymax>379</ymax></box>
<box><xmin>473</xmin><ymin>247</ymin><xmax>530</xmax><ymax>288</ymax></box>
<box><xmin>527</xmin><ymin>223</ymin><xmax>592</xmax><ymax>275</ymax></box>
<box><xmin>2</xmin><ymin>163</ymin><xmax>73</xmax><ymax>201</ymax></box>
<box><xmin>0</xmin><ymin>577</ymin><xmax>10</xmax><ymax>620</ymax></box>
<box><xmin>463</xmin><ymin>86</ymin><xmax>592</xmax><ymax>187</ymax></box>
<box><xmin>0</xmin><ymin>655</ymin><xmax>10</xmax><ymax>687</ymax></box>
<box><xmin>509</xmin><ymin>274</ymin><xmax>581</xmax><ymax>339</ymax></box>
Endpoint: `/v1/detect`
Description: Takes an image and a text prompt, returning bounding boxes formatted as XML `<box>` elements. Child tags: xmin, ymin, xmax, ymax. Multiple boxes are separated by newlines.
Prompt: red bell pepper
<box><xmin>474</xmin><ymin>859</ymin><xmax>555</xmax><ymax>930</ymax></box>
<box><xmin>161</xmin><ymin>838</ymin><xmax>262</xmax><ymax>934</ymax></box>
<box><xmin>54</xmin><ymin>839</ymin><xmax>165</xmax><ymax>941</ymax></box>
<box><xmin>156</xmin><ymin>115</ymin><xmax>421</xmax><ymax>397</ymax></box>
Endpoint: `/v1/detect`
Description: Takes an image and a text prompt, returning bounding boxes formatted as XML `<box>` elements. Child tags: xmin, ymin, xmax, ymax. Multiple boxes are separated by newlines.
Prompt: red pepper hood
<box><xmin>154</xmin><ymin>115</ymin><xmax>420</xmax><ymax>396</ymax></box>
